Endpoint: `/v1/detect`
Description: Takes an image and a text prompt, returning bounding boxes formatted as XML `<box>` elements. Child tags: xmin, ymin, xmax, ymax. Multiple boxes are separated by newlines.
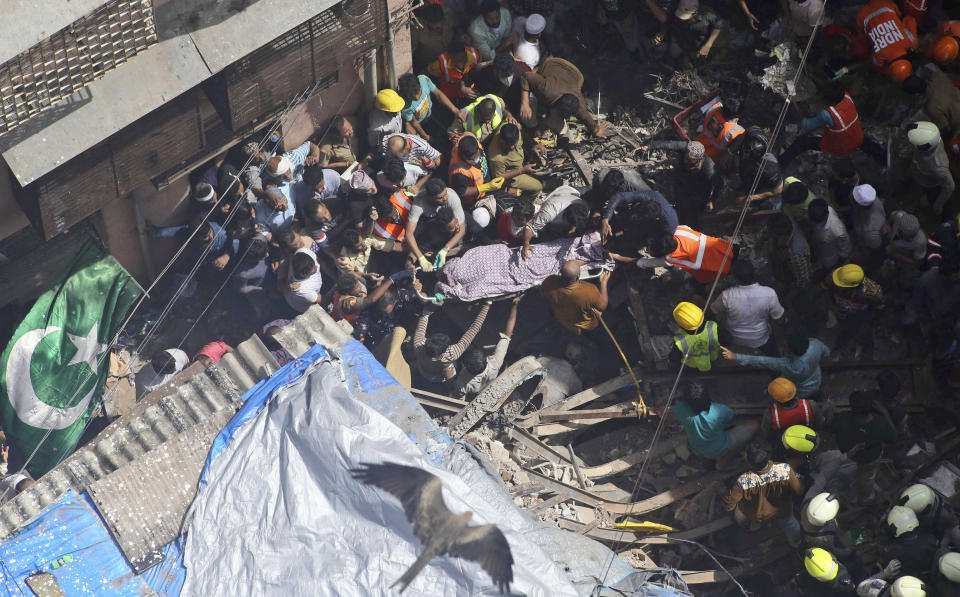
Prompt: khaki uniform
<box><xmin>317</xmin><ymin>118</ymin><xmax>358</xmax><ymax>170</ymax></box>
<box><xmin>486</xmin><ymin>127</ymin><xmax>542</xmax><ymax>199</ymax></box>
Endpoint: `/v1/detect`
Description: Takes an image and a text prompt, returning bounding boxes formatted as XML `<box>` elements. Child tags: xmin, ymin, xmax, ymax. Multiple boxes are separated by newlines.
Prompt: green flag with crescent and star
<box><xmin>0</xmin><ymin>239</ymin><xmax>143</xmax><ymax>477</ymax></box>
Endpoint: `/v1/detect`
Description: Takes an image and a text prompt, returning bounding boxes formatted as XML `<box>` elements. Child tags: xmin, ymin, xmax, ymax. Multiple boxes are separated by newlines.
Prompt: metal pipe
<box><xmin>363</xmin><ymin>49</ymin><xmax>378</xmax><ymax>109</ymax></box>
<box><xmin>385</xmin><ymin>16</ymin><xmax>398</xmax><ymax>90</ymax></box>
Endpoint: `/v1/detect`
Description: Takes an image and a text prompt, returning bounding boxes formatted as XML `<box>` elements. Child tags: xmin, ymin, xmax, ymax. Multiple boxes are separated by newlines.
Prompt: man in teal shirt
<box><xmin>672</xmin><ymin>384</ymin><xmax>758</xmax><ymax>468</ymax></box>
<box><xmin>722</xmin><ymin>335</ymin><xmax>831</xmax><ymax>399</ymax></box>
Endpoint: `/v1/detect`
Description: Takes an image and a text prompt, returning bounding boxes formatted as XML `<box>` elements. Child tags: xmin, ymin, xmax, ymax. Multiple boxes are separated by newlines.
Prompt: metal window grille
<box><xmin>0</xmin><ymin>0</ymin><xmax>157</xmax><ymax>134</ymax></box>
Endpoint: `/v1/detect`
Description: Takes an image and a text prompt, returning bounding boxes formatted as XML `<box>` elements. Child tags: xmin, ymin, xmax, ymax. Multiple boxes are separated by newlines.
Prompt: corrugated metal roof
<box><xmin>0</xmin><ymin>328</ymin><xmax>287</xmax><ymax>543</ymax></box>
<box><xmin>0</xmin><ymin>0</ymin><xmax>342</xmax><ymax>187</ymax></box>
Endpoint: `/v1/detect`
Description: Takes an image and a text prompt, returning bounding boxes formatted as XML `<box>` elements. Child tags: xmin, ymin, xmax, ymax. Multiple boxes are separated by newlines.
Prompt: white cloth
<box><xmin>453</xmin><ymin>334</ymin><xmax>511</xmax><ymax>398</ymax></box>
<box><xmin>134</xmin><ymin>348</ymin><xmax>189</xmax><ymax>398</ymax></box>
<box><xmin>283</xmin><ymin>248</ymin><xmax>324</xmax><ymax>313</ymax></box>
<box><xmin>712</xmin><ymin>283</ymin><xmax>784</xmax><ymax>348</ymax></box>
<box><xmin>526</xmin><ymin>186</ymin><xmax>585</xmax><ymax>235</ymax></box>
<box><xmin>810</xmin><ymin>205</ymin><xmax>852</xmax><ymax>270</ymax></box>
<box><xmin>515</xmin><ymin>38</ymin><xmax>541</xmax><ymax>69</ymax></box>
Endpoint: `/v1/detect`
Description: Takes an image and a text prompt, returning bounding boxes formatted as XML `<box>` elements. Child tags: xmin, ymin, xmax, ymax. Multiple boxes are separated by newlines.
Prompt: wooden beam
<box><xmin>567</xmin><ymin>147</ymin><xmax>594</xmax><ymax>186</ymax></box>
<box><xmin>538</xmin><ymin>403</ymin><xmax>642</xmax><ymax>422</ymax></box>
<box><xmin>515</xmin><ymin>373</ymin><xmax>635</xmax><ymax>428</ymax></box>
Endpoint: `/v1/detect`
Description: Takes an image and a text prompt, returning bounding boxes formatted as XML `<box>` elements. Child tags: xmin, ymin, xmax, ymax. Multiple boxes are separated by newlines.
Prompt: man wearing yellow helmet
<box><xmin>368</xmin><ymin>89</ymin><xmax>406</xmax><ymax>149</ymax></box>
<box><xmin>669</xmin><ymin>301</ymin><xmax>720</xmax><ymax>372</ymax></box>
<box><xmin>827</xmin><ymin>263</ymin><xmax>885</xmax><ymax>356</ymax></box>
<box><xmin>798</xmin><ymin>547</ymin><xmax>856</xmax><ymax>594</ymax></box>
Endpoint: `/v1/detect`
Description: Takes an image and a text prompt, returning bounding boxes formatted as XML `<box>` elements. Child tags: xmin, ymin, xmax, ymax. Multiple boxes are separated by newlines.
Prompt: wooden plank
<box><xmin>515</xmin><ymin>373</ymin><xmax>635</xmax><ymax>428</ymax></box>
<box><xmin>567</xmin><ymin>444</ymin><xmax>587</xmax><ymax>489</ymax></box>
<box><xmin>413</xmin><ymin>396</ymin><xmax>462</xmax><ymax>413</ymax></box>
<box><xmin>509</xmin><ymin>482</ymin><xmax>544</xmax><ymax>497</ymax></box>
<box><xmin>409</xmin><ymin>387</ymin><xmax>468</xmax><ymax>406</ymax></box>
<box><xmin>538</xmin><ymin>404</ymin><xmax>640</xmax><ymax>422</ymax></box>
<box><xmin>532</xmin><ymin>494</ymin><xmax>565</xmax><ymax>513</ymax></box>
<box><xmin>567</xmin><ymin>147</ymin><xmax>594</xmax><ymax>185</ymax></box>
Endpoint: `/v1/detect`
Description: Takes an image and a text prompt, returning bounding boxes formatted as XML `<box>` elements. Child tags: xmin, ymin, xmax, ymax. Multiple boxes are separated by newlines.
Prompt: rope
<box><xmin>594</xmin><ymin>308</ymin><xmax>646</xmax><ymax>418</ymax></box>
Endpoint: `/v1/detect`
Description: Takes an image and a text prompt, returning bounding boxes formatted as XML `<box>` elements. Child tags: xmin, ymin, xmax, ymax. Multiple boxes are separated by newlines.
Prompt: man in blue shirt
<box><xmin>263</xmin><ymin>140</ymin><xmax>320</xmax><ymax>204</ymax></box>
<box><xmin>255</xmin><ymin>186</ymin><xmax>297</xmax><ymax>237</ymax></box>
<box><xmin>722</xmin><ymin>335</ymin><xmax>831</xmax><ymax>399</ymax></box>
<box><xmin>671</xmin><ymin>383</ymin><xmax>758</xmax><ymax>469</ymax></box>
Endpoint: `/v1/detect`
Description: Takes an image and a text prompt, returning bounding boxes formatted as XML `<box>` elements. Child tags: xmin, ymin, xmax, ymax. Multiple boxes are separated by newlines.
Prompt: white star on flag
<box><xmin>66</xmin><ymin>323</ymin><xmax>109</xmax><ymax>370</ymax></box>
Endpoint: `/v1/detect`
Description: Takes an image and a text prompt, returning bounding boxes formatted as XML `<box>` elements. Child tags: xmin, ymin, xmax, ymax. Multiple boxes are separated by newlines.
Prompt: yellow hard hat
<box><xmin>934</xmin><ymin>36</ymin><xmax>960</xmax><ymax>65</ymax></box>
<box><xmin>898</xmin><ymin>484</ymin><xmax>937</xmax><ymax>515</ymax></box>
<box><xmin>375</xmin><ymin>89</ymin><xmax>405</xmax><ymax>113</ymax></box>
<box><xmin>767</xmin><ymin>377</ymin><xmax>797</xmax><ymax>403</ymax></box>
<box><xmin>832</xmin><ymin>264</ymin><xmax>864</xmax><ymax>288</ymax></box>
<box><xmin>891</xmin><ymin>576</ymin><xmax>927</xmax><ymax>597</ymax></box>
<box><xmin>673</xmin><ymin>302</ymin><xmax>704</xmax><ymax>331</ymax></box>
<box><xmin>782</xmin><ymin>425</ymin><xmax>818</xmax><ymax>453</ymax></box>
<box><xmin>940</xmin><ymin>552</ymin><xmax>960</xmax><ymax>582</ymax></box>
<box><xmin>803</xmin><ymin>493</ymin><xmax>840</xmax><ymax>527</ymax></box>
<box><xmin>804</xmin><ymin>548</ymin><xmax>839</xmax><ymax>582</ymax></box>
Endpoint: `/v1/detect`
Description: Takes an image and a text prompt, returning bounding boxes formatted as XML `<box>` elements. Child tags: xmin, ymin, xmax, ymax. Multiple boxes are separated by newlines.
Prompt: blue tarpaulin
<box><xmin>0</xmin><ymin>491</ymin><xmax>150</xmax><ymax>596</ymax></box>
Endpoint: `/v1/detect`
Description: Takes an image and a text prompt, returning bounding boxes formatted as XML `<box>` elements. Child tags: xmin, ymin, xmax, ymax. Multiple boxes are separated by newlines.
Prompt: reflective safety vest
<box><xmin>331</xmin><ymin>290</ymin><xmax>365</xmax><ymax>323</ymax></box>
<box><xmin>665</xmin><ymin>225</ymin><xmax>734</xmax><ymax>284</ymax></box>
<box><xmin>373</xmin><ymin>190</ymin><xmax>412</xmax><ymax>242</ymax></box>
<box><xmin>435</xmin><ymin>46</ymin><xmax>480</xmax><ymax>99</ymax></box>
<box><xmin>462</xmin><ymin>94</ymin><xmax>506</xmax><ymax>141</ymax></box>
<box><xmin>769</xmin><ymin>399</ymin><xmax>813</xmax><ymax>431</ymax></box>
<box><xmin>673</xmin><ymin>321</ymin><xmax>719</xmax><ymax>372</ymax></box>
<box><xmin>822</xmin><ymin>93</ymin><xmax>864</xmax><ymax>156</ymax></box>
<box><xmin>448</xmin><ymin>132</ymin><xmax>488</xmax><ymax>204</ymax></box>
<box><xmin>696</xmin><ymin>102</ymin><xmax>745</xmax><ymax>163</ymax></box>
<box><xmin>903</xmin><ymin>0</ymin><xmax>927</xmax><ymax>22</ymax></box>
<box><xmin>857</xmin><ymin>0</ymin><xmax>916</xmax><ymax>67</ymax></box>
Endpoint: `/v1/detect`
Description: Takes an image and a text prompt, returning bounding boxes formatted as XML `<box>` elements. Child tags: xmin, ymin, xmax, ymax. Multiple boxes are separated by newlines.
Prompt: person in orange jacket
<box><xmin>856</xmin><ymin>0</ymin><xmax>917</xmax><ymax>82</ymax></box>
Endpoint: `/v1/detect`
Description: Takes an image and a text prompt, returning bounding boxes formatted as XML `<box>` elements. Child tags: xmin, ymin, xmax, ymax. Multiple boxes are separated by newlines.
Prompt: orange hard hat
<box><xmin>768</xmin><ymin>377</ymin><xmax>798</xmax><ymax>403</ymax></box>
<box><xmin>887</xmin><ymin>59</ymin><xmax>913</xmax><ymax>83</ymax></box>
<box><xmin>934</xmin><ymin>37</ymin><xmax>960</xmax><ymax>65</ymax></box>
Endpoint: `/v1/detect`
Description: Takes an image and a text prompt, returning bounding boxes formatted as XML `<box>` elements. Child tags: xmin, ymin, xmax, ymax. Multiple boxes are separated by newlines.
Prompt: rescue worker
<box><xmin>779</xmin><ymin>84</ymin><xmax>886</xmax><ymax>167</ymax></box>
<box><xmin>888</xmin><ymin>576</ymin><xmax>929</xmax><ymax>596</ymax></box>
<box><xmin>427</xmin><ymin>41</ymin><xmax>482</xmax><ymax>102</ymax></box>
<box><xmin>856</xmin><ymin>0</ymin><xmax>917</xmax><ymax>82</ymax></box>
<box><xmin>854</xmin><ymin>561</ymin><xmax>904</xmax><ymax>597</ymax></box>
<box><xmin>897</xmin><ymin>483</ymin><xmax>958</xmax><ymax>538</ymax></box>
<box><xmin>932</xmin><ymin>551</ymin><xmax>960</xmax><ymax>595</ymax></box>
<box><xmin>448</xmin><ymin>133</ymin><xmax>503</xmax><ymax>205</ymax></box>
<box><xmin>902</xmin><ymin>0</ymin><xmax>928</xmax><ymax>24</ymax></box>
<box><xmin>636</xmin><ymin>225</ymin><xmax>736</xmax><ymax>284</ymax></box>
<box><xmin>932</xmin><ymin>21</ymin><xmax>960</xmax><ymax>66</ymax></box>
<box><xmin>760</xmin><ymin>377</ymin><xmax>823</xmax><ymax>434</ymax></box>
<box><xmin>487</xmin><ymin>123</ymin><xmax>542</xmax><ymax>199</ymax></box>
<box><xmin>801</xmin><ymin>492</ymin><xmax>855</xmax><ymax>557</ymax></box>
<box><xmin>800</xmin><ymin>547</ymin><xmax>855</xmax><ymax>594</ymax></box>
<box><xmin>670</xmin><ymin>302</ymin><xmax>720</xmax><ymax>372</ymax></box>
<box><xmin>781</xmin><ymin>424</ymin><xmax>820</xmax><ymax>474</ymax></box>
<box><xmin>906</xmin><ymin>121</ymin><xmax>956</xmax><ymax>218</ymax></box>
<box><xmin>450</xmin><ymin>94</ymin><xmax>514</xmax><ymax>143</ymax></box>
<box><xmin>695</xmin><ymin>97</ymin><xmax>745</xmax><ymax>166</ymax></box>
<box><xmin>330</xmin><ymin>273</ymin><xmax>396</xmax><ymax>324</ymax></box>
<box><xmin>365</xmin><ymin>174</ymin><xmax>431</xmax><ymax>247</ymax></box>
<box><xmin>883</xmin><ymin>505</ymin><xmax>939</xmax><ymax>576</ymax></box>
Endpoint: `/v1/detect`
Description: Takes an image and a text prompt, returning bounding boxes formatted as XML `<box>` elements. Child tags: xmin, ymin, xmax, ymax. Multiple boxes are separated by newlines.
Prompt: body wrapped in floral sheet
<box><xmin>435</xmin><ymin>231</ymin><xmax>615</xmax><ymax>301</ymax></box>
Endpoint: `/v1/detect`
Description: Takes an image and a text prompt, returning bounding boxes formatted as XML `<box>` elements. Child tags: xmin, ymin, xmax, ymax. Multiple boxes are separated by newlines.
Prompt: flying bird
<box><xmin>351</xmin><ymin>462</ymin><xmax>514</xmax><ymax>594</ymax></box>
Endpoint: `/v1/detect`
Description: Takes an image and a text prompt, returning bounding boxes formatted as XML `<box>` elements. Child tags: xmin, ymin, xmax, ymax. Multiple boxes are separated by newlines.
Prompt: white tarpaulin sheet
<box><xmin>180</xmin><ymin>355</ymin><xmax>583</xmax><ymax>596</ymax></box>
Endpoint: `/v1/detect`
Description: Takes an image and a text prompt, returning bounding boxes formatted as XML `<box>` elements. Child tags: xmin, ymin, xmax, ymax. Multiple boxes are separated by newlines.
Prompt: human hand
<box><xmin>457</xmin><ymin>109</ymin><xmax>468</xmax><ymax>123</ymax></box>
<box><xmin>599</xmin><ymin>269</ymin><xmax>611</xmax><ymax>284</ymax></box>
<box><xmin>846</xmin><ymin>442</ymin><xmax>866</xmax><ymax>457</ymax></box>
<box><xmin>533</xmin><ymin>143</ymin><xmax>547</xmax><ymax>157</ymax></box>
<box><xmin>721</xmin><ymin>346</ymin><xmax>737</xmax><ymax>360</ymax></box>
<box><xmin>746</xmin><ymin>12</ymin><xmax>759</xmax><ymax>30</ymax></box>
<box><xmin>651</xmin><ymin>32</ymin><xmax>664</xmax><ymax>45</ymax></box>
<box><xmin>212</xmin><ymin>254</ymin><xmax>230</xmax><ymax>270</ymax></box>
<box><xmin>368</xmin><ymin>206</ymin><xmax>379</xmax><ymax>221</ymax></box>
<box><xmin>434</xmin><ymin>248</ymin><xmax>448</xmax><ymax>268</ymax></box>
<box><xmin>368</xmin><ymin>273</ymin><xmax>384</xmax><ymax>284</ymax></box>
<box><xmin>418</xmin><ymin>255</ymin><xmax>435</xmax><ymax>272</ymax></box>
<box><xmin>289</xmin><ymin>281</ymin><xmax>301</xmax><ymax>291</ymax></box>
<box><xmin>520</xmin><ymin>104</ymin><xmax>533</xmax><ymax>122</ymax></box>
<box><xmin>462</xmin><ymin>86</ymin><xmax>479</xmax><ymax>100</ymax></box>
<box><xmin>601</xmin><ymin>219</ymin><xmax>613</xmax><ymax>242</ymax></box>
<box><xmin>521</xmin><ymin>164</ymin><xmax>541</xmax><ymax>175</ymax></box>
<box><xmin>521</xmin><ymin>244</ymin><xmax>531</xmax><ymax>260</ymax></box>
<box><xmin>594</xmin><ymin>122</ymin><xmax>609</xmax><ymax>138</ymax></box>
<box><xmin>412</xmin><ymin>278</ymin><xmax>424</xmax><ymax>297</ymax></box>
<box><xmin>698</xmin><ymin>44</ymin><xmax>712</xmax><ymax>58</ymax></box>
<box><xmin>512</xmin><ymin>294</ymin><xmax>523</xmax><ymax>305</ymax></box>
<box><xmin>633</xmin><ymin>145</ymin><xmax>648</xmax><ymax>156</ymax></box>
<box><xmin>883</xmin><ymin>560</ymin><xmax>901</xmax><ymax>578</ymax></box>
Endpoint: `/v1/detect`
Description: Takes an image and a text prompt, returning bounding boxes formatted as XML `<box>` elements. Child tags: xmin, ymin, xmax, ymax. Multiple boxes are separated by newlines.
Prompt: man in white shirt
<box><xmin>283</xmin><ymin>249</ymin><xmax>325</xmax><ymax>313</ymax></box>
<box><xmin>135</xmin><ymin>348</ymin><xmax>190</xmax><ymax>398</ymax></box>
<box><xmin>710</xmin><ymin>260</ymin><xmax>785</xmax><ymax>355</ymax></box>
<box><xmin>514</xmin><ymin>13</ymin><xmax>545</xmax><ymax>70</ymax></box>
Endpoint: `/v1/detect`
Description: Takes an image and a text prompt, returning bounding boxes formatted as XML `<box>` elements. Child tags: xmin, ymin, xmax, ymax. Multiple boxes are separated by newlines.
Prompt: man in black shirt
<box><xmin>638</xmin><ymin>140</ymin><xmax>723</xmax><ymax>226</ymax></box>
<box><xmin>465</xmin><ymin>53</ymin><xmax>531</xmax><ymax>113</ymax></box>
<box><xmin>825</xmin><ymin>390</ymin><xmax>895</xmax><ymax>506</ymax></box>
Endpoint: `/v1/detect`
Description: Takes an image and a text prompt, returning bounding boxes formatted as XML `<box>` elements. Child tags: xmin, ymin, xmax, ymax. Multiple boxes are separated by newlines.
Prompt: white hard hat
<box><xmin>940</xmin><ymin>552</ymin><xmax>960</xmax><ymax>582</ymax></box>
<box><xmin>803</xmin><ymin>493</ymin><xmax>840</xmax><ymax>527</ymax></box>
<box><xmin>907</xmin><ymin>121</ymin><xmax>941</xmax><ymax>151</ymax></box>
<box><xmin>890</xmin><ymin>575</ymin><xmax>927</xmax><ymax>597</ymax></box>
<box><xmin>898</xmin><ymin>484</ymin><xmax>936</xmax><ymax>515</ymax></box>
<box><xmin>887</xmin><ymin>505</ymin><xmax>920</xmax><ymax>538</ymax></box>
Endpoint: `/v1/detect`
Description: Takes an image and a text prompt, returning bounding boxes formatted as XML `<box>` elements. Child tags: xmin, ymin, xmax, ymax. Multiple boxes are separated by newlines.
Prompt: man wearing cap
<box><xmin>723</xmin><ymin>335</ymin><xmax>831</xmax><ymax>400</ymax></box>
<box><xmin>514</xmin><ymin>13</ymin><xmax>544</xmax><ymax>69</ymax></box>
<box><xmin>666</xmin><ymin>0</ymin><xmax>725</xmax><ymax>63</ymax></box>
<box><xmin>906</xmin><ymin>121</ymin><xmax>955</xmax><ymax>218</ymax></box>
<box><xmin>850</xmin><ymin>183</ymin><xmax>886</xmax><ymax>268</ymax></box>
<box><xmin>367</xmin><ymin>89</ymin><xmax>405</xmax><ymax>149</ymax></box>
<box><xmin>799</xmin><ymin>547</ymin><xmax>857</xmax><ymax>594</ymax></box>
<box><xmin>263</xmin><ymin>139</ymin><xmax>320</xmax><ymax>204</ymax></box>
<box><xmin>828</xmin><ymin>263</ymin><xmax>885</xmax><ymax>356</ymax></box>
<box><xmin>635</xmin><ymin>139</ymin><xmax>723</xmax><ymax>226</ymax></box>
<box><xmin>316</xmin><ymin>115</ymin><xmax>358</xmax><ymax>172</ymax></box>
<box><xmin>884</xmin><ymin>210</ymin><xmax>927</xmax><ymax>266</ymax></box>
<box><xmin>468</xmin><ymin>0</ymin><xmax>516</xmax><ymax>61</ymax></box>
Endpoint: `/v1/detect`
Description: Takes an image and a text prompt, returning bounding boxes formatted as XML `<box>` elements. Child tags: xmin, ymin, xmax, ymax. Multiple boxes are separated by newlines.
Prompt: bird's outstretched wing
<box><xmin>447</xmin><ymin>524</ymin><xmax>514</xmax><ymax>594</ymax></box>
<box><xmin>351</xmin><ymin>462</ymin><xmax>451</xmax><ymax>544</ymax></box>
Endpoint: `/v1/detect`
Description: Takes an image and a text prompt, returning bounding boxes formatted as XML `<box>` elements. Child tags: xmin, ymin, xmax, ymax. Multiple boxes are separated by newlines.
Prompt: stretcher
<box><xmin>671</xmin><ymin>87</ymin><xmax>723</xmax><ymax>142</ymax></box>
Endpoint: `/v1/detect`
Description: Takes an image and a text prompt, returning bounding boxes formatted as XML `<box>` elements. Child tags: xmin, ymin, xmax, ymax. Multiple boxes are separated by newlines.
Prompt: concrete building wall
<box><xmin>0</xmin><ymin>161</ymin><xmax>29</xmax><ymax>243</ymax></box>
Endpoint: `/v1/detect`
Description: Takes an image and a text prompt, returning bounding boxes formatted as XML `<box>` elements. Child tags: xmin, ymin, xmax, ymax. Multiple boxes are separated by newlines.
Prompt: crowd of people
<box><xmin>132</xmin><ymin>0</ymin><xmax>960</xmax><ymax>593</ymax></box>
